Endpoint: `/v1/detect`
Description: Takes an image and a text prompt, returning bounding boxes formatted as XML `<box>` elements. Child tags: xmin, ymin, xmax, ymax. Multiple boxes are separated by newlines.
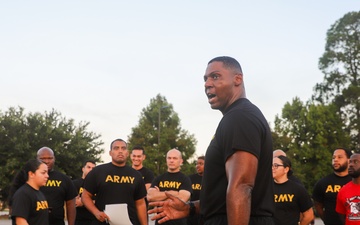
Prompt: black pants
<box><xmin>75</xmin><ymin>219</ymin><xmax>95</xmax><ymax>225</ymax></box>
<box><xmin>204</xmin><ymin>214</ymin><xmax>274</xmax><ymax>225</ymax></box>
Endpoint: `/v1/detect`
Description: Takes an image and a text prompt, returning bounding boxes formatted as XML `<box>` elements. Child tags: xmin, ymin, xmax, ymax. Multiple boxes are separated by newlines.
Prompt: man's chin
<box><xmin>209</xmin><ymin>104</ymin><xmax>220</xmax><ymax>110</ymax></box>
<box><xmin>349</xmin><ymin>172</ymin><xmax>359</xmax><ymax>178</ymax></box>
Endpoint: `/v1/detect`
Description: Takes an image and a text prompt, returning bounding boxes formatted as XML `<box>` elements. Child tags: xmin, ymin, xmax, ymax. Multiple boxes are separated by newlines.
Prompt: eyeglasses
<box><xmin>272</xmin><ymin>164</ymin><xmax>285</xmax><ymax>169</ymax></box>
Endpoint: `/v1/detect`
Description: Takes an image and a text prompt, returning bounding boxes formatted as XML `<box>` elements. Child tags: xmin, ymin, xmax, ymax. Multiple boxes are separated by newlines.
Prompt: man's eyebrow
<box><xmin>206</xmin><ymin>71</ymin><xmax>220</xmax><ymax>76</ymax></box>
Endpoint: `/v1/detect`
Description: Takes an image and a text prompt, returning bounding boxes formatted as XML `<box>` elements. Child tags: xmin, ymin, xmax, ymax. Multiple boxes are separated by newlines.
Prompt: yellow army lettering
<box><xmin>192</xmin><ymin>183</ymin><xmax>202</xmax><ymax>190</ymax></box>
<box><xmin>45</xmin><ymin>180</ymin><xmax>62</xmax><ymax>187</ymax></box>
<box><xmin>36</xmin><ymin>201</ymin><xmax>48</xmax><ymax>211</ymax></box>
<box><xmin>159</xmin><ymin>181</ymin><xmax>181</xmax><ymax>189</ymax></box>
<box><xmin>79</xmin><ymin>187</ymin><xmax>84</xmax><ymax>194</ymax></box>
<box><xmin>105</xmin><ymin>175</ymin><xmax>135</xmax><ymax>184</ymax></box>
<box><xmin>325</xmin><ymin>185</ymin><xmax>342</xmax><ymax>193</ymax></box>
<box><xmin>274</xmin><ymin>194</ymin><xmax>294</xmax><ymax>202</ymax></box>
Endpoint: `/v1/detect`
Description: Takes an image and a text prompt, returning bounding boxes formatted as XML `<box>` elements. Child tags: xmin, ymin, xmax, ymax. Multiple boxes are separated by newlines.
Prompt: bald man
<box><xmin>37</xmin><ymin>147</ymin><xmax>77</xmax><ymax>225</ymax></box>
<box><xmin>273</xmin><ymin>149</ymin><xmax>286</xmax><ymax>158</ymax></box>
<box><xmin>147</xmin><ymin>149</ymin><xmax>192</xmax><ymax>225</ymax></box>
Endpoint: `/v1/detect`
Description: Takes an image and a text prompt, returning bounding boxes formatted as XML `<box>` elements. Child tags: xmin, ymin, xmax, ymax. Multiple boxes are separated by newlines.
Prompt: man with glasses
<box><xmin>37</xmin><ymin>147</ymin><xmax>77</xmax><ymax>225</ymax></box>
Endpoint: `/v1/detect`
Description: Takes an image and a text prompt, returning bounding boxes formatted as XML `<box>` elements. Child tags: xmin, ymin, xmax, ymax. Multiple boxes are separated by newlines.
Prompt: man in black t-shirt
<box><xmin>147</xmin><ymin>149</ymin><xmax>192</xmax><ymax>225</ymax></box>
<box><xmin>82</xmin><ymin>138</ymin><xmax>147</xmax><ymax>225</ymax></box>
<box><xmin>313</xmin><ymin>148</ymin><xmax>352</xmax><ymax>225</ymax></box>
<box><xmin>37</xmin><ymin>147</ymin><xmax>77</xmax><ymax>225</ymax></box>
<box><xmin>187</xmin><ymin>156</ymin><xmax>204</xmax><ymax>225</ymax></box>
<box><xmin>73</xmin><ymin>160</ymin><xmax>96</xmax><ymax>225</ymax></box>
<box><xmin>130</xmin><ymin>145</ymin><xmax>155</xmax><ymax>191</ymax></box>
<box><xmin>148</xmin><ymin>56</ymin><xmax>275</xmax><ymax>225</ymax></box>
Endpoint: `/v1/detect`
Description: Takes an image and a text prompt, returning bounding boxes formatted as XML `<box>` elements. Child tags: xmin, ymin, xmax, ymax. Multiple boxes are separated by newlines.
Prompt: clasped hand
<box><xmin>148</xmin><ymin>191</ymin><xmax>190</xmax><ymax>224</ymax></box>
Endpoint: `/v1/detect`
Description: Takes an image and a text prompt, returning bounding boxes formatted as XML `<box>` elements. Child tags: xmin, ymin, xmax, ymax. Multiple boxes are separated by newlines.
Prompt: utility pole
<box><xmin>157</xmin><ymin>104</ymin><xmax>169</xmax><ymax>174</ymax></box>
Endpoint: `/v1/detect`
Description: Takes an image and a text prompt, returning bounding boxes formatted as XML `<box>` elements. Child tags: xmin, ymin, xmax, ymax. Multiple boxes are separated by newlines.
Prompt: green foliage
<box><xmin>314</xmin><ymin>11</ymin><xmax>360</xmax><ymax>151</ymax></box>
<box><xmin>273</xmin><ymin>98</ymin><xmax>351</xmax><ymax>194</ymax></box>
<box><xmin>0</xmin><ymin>107</ymin><xmax>105</xmax><ymax>208</ymax></box>
<box><xmin>127</xmin><ymin>94</ymin><xmax>197</xmax><ymax>176</ymax></box>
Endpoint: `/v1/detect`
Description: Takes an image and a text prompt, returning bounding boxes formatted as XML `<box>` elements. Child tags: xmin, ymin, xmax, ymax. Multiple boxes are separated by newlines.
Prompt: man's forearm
<box><xmin>135</xmin><ymin>199</ymin><xmax>148</xmax><ymax>225</ymax></box>
<box><xmin>66</xmin><ymin>199</ymin><xmax>76</xmax><ymax>225</ymax></box>
<box><xmin>82</xmin><ymin>191</ymin><xmax>101</xmax><ymax>217</ymax></box>
<box><xmin>147</xmin><ymin>189</ymin><xmax>168</xmax><ymax>202</ymax></box>
<box><xmin>227</xmin><ymin>184</ymin><xmax>252</xmax><ymax>225</ymax></box>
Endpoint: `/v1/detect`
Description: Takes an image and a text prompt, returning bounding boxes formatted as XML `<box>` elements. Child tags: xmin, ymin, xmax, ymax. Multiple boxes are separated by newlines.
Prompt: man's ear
<box><xmin>234</xmin><ymin>73</ymin><xmax>243</xmax><ymax>86</ymax></box>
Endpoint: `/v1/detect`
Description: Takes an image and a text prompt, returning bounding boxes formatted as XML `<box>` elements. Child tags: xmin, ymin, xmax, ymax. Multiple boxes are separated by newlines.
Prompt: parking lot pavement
<box><xmin>0</xmin><ymin>217</ymin><xmax>156</xmax><ymax>225</ymax></box>
<box><xmin>0</xmin><ymin>217</ymin><xmax>324</xmax><ymax>225</ymax></box>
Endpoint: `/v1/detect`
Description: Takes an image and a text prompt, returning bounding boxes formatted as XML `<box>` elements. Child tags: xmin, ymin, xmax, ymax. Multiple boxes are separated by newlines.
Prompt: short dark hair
<box><xmin>110</xmin><ymin>138</ymin><xmax>127</xmax><ymax>149</ymax></box>
<box><xmin>198</xmin><ymin>156</ymin><xmax>205</xmax><ymax>161</ymax></box>
<box><xmin>208</xmin><ymin>56</ymin><xmax>243</xmax><ymax>74</ymax></box>
<box><xmin>82</xmin><ymin>160</ymin><xmax>96</xmax><ymax>168</ymax></box>
<box><xmin>335</xmin><ymin>148</ymin><xmax>352</xmax><ymax>158</ymax></box>
<box><xmin>276</xmin><ymin>155</ymin><xmax>293</xmax><ymax>176</ymax></box>
<box><xmin>132</xmin><ymin>145</ymin><xmax>145</xmax><ymax>155</ymax></box>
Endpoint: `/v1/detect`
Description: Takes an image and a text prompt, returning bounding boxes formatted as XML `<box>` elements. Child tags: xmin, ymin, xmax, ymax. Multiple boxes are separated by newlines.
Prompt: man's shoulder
<box><xmin>342</xmin><ymin>180</ymin><xmax>354</xmax><ymax>188</ymax></box>
<box><xmin>89</xmin><ymin>162</ymin><xmax>112</xmax><ymax>172</ymax></box>
<box><xmin>338</xmin><ymin>181</ymin><xmax>356</xmax><ymax>194</ymax></box>
<box><xmin>139</xmin><ymin>166</ymin><xmax>153</xmax><ymax>173</ymax></box>
<box><xmin>177</xmin><ymin>172</ymin><xmax>192</xmax><ymax>183</ymax></box>
<box><xmin>158</xmin><ymin>171</ymin><xmax>186</xmax><ymax>178</ymax></box>
<box><xmin>175</xmin><ymin>171</ymin><xmax>188</xmax><ymax>177</ymax></box>
<box><xmin>72</xmin><ymin>177</ymin><xmax>83</xmax><ymax>184</ymax></box>
<box><xmin>50</xmin><ymin>170</ymin><xmax>71</xmax><ymax>179</ymax></box>
<box><xmin>188</xmin><ymin>173</ymin><xmax>200</xmax><ymax>179</ymax></box>
<box><xmin>223</xmin><ymin>99</ymin><xmax>269</xmax><ymax>128</ymax></box>
<box><xmin>96</xmin><ymin>162</ymin><xmax>111</xmax><ymax>168</ymax></box>
<box><xmin>318</xmin><ymin>173</ymin><xmax>351</xmax><ymax>184</ymax></box>
<box><xmin>188</xmin><ymin>173</ymin><xmax>196</xmax><ymax>178</ymax></box>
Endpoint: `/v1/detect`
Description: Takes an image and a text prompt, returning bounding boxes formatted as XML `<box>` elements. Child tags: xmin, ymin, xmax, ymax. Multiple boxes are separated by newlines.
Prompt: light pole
<box><xmin>157</xmin><ymin>105</ymin><xmax>169</xmax><ymax>174</ymax></box>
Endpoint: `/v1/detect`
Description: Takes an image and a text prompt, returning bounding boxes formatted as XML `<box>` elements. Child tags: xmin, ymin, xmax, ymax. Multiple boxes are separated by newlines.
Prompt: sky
<box><xmin>1</xmin><ymin>1</ymin><xmax>358</xmax><ymax>163</ymax></box>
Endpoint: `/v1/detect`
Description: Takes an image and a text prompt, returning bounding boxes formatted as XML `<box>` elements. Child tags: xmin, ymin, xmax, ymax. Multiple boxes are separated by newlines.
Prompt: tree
<box><xmin>274</xmin><ymin>97</ymin><xmax>351</xmax><ymax>193</ymax></box>
<box><xmin>313</xmin><ymin>11</ymin><xmax>360</xmax><ymax>151</ymax></box>
<box><xmin>0</xmin><ymin>107</ymin><xmax>104</xmax><ymax>209</ymax></box>
<box><xmin>127</xmin><ymin>94</ymin><xmax>197</xmax><ymax>176</ymax></box>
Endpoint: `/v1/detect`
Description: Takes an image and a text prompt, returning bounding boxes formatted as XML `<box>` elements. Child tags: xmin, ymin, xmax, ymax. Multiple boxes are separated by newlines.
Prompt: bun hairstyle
<box><xmin>276</xmin><ymin>155</ymin><xmax>293</xmax><ymax>176</ymax></box>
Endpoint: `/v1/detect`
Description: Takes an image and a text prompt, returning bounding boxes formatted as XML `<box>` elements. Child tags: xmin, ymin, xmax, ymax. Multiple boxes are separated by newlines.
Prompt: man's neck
<box><xmin>353</xmin><ymin>178</ymin><xmax>360</xmax><ymax>185</ymax></box>
<box><xmin>168</xmin><ymin>169</ymin><xmax>180</xmax><ymax>173</ymax></box>
<box><xmin>334</xmin><ymin>170</ymin><xmax>349</xmax><ymax>177</ymax></box>
<box><xmin>112</xmin><ymin>161</ymin><xmax>126</xmax><ymax>167</ymax></box>
<box><xmin>132</xmin><ymin>165</ymin><xmax>143</xmax><ymax>170</ymax></box>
